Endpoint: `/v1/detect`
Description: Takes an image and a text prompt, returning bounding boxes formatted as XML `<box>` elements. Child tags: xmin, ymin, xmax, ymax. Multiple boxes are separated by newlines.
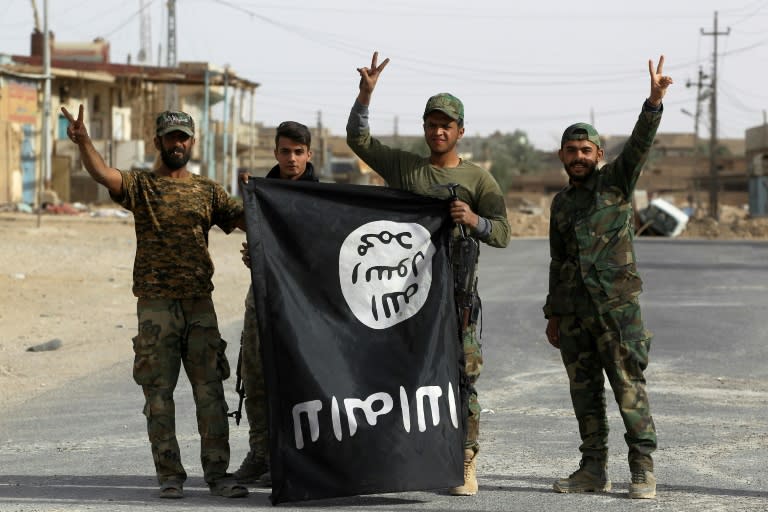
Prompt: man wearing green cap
<box><xmin>61</xmin><ymin>105</ymin><xmax>248</xmax><ymax>500</ymax></box>
<box><xmin>543</xmin><ymin>56</ymin><xmax>673</xmax><ymax>500</ymax></box>
<box><xmin>346</xmin><ymin>51</ymin><xmax>510</xmax><ymax>496</ymax></box>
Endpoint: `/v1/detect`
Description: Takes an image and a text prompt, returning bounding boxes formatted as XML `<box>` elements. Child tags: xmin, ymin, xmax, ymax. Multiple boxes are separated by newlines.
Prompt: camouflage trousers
<box><xmin>558</xmin><ymin>298</ymin><xmax>656</xmax><ymax>471</ymax></box>
<box><xmin>241</xmin><ymin>286</ymin><xmax>269</xmax><ymax>463</ymax></box>
<box><xmin>463</xmin><ymin>323</ymin><xmax>483</xmax><ymax>454</ymax></box>
<box><xmin>132</xmin><ymin>297</ymin><xmax>232</xmax><ymax>486</ymax></box>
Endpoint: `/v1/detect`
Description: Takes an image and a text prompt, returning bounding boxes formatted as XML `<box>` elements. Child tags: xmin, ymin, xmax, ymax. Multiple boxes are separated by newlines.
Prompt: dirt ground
<box><xmin>0</xmin><ymin>211</ymin><xmax>251</xmax><ymax>411</ymax></box>
<box><xmin>3</xmin><ymin>201</ymin><xmax>768</xmax><ymax>412</ymax></box>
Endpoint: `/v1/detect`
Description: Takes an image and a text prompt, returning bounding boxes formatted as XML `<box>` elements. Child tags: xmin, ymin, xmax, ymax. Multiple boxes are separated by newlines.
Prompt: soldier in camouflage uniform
<box><xmin>61</xmin><ymin>105</ymin><xmax>248</xmax><ymax>500</ymax></box>
<box><xmin>347</xmin><ymin>52</ymin><xmax>511</xmax><ymax>497</ymax></box>
<box><xmin>543</xmin><ymin>57</ymin><xmax>673</xmax><ymax>500</ymax></box>
<box><xmin>233</xmin><ymin>121</ymin><xmax>319</xmax><ymax>486</ymax></box>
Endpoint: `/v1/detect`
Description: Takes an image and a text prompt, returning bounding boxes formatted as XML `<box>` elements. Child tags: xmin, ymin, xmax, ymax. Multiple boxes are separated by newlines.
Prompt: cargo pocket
<box><xmin>462</xmin><ymin>327</ymin><xmax>483</xmax><ymax>384</ymax></box>
<box><xmin>595</xmin><ymin>261</ymin><xmax>642</xmax><ymax>299</ymax></box>
<box><xmin>607</xmin><ymin>300</ymin><xmax>652</xmax><ymax>374</ymax></box>
<box><xmin>626</xmin><ymin>330</ymin><xmax>652</xmax><ymax>371</ymax></box>
<box><xmin>216</xmin><ymin>339</ymin><xmax>231</xmax><ymax>381</ymax></box>
<box><xmin>132</xmin><ymin>334</ymin><xmax>160</xmax><ymax>386</ymax></box>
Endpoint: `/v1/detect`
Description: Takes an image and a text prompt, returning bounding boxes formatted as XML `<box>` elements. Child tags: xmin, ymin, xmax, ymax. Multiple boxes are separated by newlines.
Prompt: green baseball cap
<box><xmin>561</xmin><ymin>122</ymin><xmax>601</xmax><ymax>148</ymax></box>
<box><xmin>156</xmin><ymin>110</ymin><xmax>195</xmax><ymax>137</ymax></box>
<box><xmin>423</xmin><ymin>93</ymin><xmax>464</xmax><ymax>122</ymax></box>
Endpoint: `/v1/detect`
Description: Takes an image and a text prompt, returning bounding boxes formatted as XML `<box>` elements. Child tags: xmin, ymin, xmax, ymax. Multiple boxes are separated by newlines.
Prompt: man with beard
<box><xmin>233</xmin><ymin>121</ymin><xmax>319</xmax><ymax>487</ymax></box>
<box><xmin>346</xmin><ymin>52</ymin><xmax>510</xmax><ymax>496</ymax></box>
<box><xmin>61</xmin><ymin>106</ymin><xmax>248</xmax><ymax>500</ymax></box>
<box><xmin>543</xmin><ymin>56</ymin><xmax>673</xmax><ymax>500</ymax></box>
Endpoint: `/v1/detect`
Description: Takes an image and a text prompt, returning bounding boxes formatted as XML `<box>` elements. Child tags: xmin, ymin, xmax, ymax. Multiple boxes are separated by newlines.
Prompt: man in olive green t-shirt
<box><xmin>346</xmin><ymin>51</ymin><xmax>510</xmax><ymax>497</ymax></box>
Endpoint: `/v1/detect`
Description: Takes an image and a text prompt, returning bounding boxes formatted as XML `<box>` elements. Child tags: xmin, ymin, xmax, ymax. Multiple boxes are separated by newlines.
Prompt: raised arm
<box><xmin>61</xmin><ymin>105</ymin><xmax>123</xmax><ymax>196</ymax></box>
<box><xmin>607</xmin><ymin>56</ymin><xmax>673</xmax><ymax>194</ymax></box>
<box><xmin>355</xmin><ymin>51</ymin><xmax>390</xmax><ymax>106</ymax></box>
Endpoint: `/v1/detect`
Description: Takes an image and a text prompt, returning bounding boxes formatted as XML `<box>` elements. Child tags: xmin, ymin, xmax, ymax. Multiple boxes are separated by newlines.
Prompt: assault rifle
<box><xmin>433</xmin><ymin>183</ymin><xmax>480</xmax><ymax>331</ymax></box>
<box><xmin>227</xmin><ymin>334</ymin><xmax>245</xmax><ymax>425</ymax></box>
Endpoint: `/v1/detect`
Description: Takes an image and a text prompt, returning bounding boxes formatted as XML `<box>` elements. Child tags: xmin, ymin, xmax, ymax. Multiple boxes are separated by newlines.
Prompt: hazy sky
<box><xmin>1</xmin><ymin>0</ymin><xmax>766</xmax><ymax>150</ymax></box>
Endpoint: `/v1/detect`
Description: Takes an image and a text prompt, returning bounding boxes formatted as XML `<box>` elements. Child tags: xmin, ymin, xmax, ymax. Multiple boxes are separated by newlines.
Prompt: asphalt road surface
<box><xmin>2</xmin><ymin>239</ymin><xmax>767</xmax><ymax>511</ymax></box>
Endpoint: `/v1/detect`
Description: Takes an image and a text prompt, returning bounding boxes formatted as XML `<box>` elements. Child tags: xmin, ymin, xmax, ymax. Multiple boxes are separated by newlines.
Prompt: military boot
<box><xmin>629</xmin><ymin>470</ymin><xmax>656</xmax><ymax>499</ymax></box>
<box><xmin>233</xmin><ymin>451</ymin><xmax>268</xmax><ymax>484</ymax></box>
<box><xmin>259</xmin><ymin>469</ymin><xmax>272</xmax><ymax>488</ymax></box>
<box><xmin>553</xmin><ymin>458</ymin><xmax>611</xmax><ymax>493</ymax></box>
<box><xmin>449</xmin><ymin>448</ymin><xmax>478</xmax><ymax>496</ymax></box>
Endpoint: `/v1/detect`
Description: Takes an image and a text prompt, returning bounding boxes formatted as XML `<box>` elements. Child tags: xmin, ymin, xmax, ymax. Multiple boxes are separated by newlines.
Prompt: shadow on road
<box><xmin>481</xmin><ymin>473</ymin><xmax>767</xmax><ymax>500</ymax></box>
<box><xmin>0</xmin><ymin>474</ymin><xmax>271</xmax><ymax>507</ymax></box>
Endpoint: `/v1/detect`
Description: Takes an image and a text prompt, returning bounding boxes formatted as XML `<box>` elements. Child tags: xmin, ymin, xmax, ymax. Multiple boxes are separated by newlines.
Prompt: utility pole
<box><xmin>701</xmin><ymin>10</ymin><xmax>730</xmax><ymax>220</ymax></box>
<box><xmin>393</xmin><ymin>115</ymin><xmax>399</xmax><ymax>147</ymax></box>
<box><xmin>221</xmin><ymin>68</ymin><xmax>230</xmax><ymax>184</ymax></box>
<box><xmin>228</xmin><ymin>89</ymin><xmax>240</xmax><ymax>193</ymax></box>
<box><xmin>249</xmin><ymin>89</ymin><xmax>255</xmax><ymax>175</ymax></box>
<box><xmin>685</xmin><ymin>66</ymin><xmax>708</xmax><ymax>149</ymax></box>
<box><xmin>36</xmin><ymin>0</ymin><xmax>51</xmax><ymax>228</ymax></box>
<box><xmin>684</xmin><ymin>66</ymin><xmax>709</xmax><ymax>213</ymax></box>
<box><xmin>137</xmin><ymin>0</ymin><xmax>152</xmax><ymax>64</ymax></box>
<box><xmin>42</xmin><ymin>0</ymin><xmax>50</xmax><ymax>184</ymax></box>
<box><xmin>316</xmin><ymin>110</ymin><xmax>328</xmax><ymax>176</ymax></box>
<box><xmin>203</xmin><ymin>68</ymin><xmax>211</xmax><ymax>179</ymax></box>
<box><xmin>29</xmin><ymin>0</ymin><xmax>40</xmax><ymax>31</ymax></box>
<box><xmin>165</xmin><ymin>0</ymin><xmax>177</xmax><ymax>109</ymax></box>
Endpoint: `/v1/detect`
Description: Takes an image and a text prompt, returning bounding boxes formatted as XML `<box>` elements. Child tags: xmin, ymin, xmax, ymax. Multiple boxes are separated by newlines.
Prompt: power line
<box><xmin>205</xmin><ymin>1</ymin><xmax>708</xmax><ymax>84</ymax></box>
<box><xmin>719</xmin><ymin>86</ymin><xmax>764</xmax><ymax>113</ymax></box>
<box><xmin>721</xmin><ymin>0</ymin><xmax>768</xmax><ymax>25</ymax></box>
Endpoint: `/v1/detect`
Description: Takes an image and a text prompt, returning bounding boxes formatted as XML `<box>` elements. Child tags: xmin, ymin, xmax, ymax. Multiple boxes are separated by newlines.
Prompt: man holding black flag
<box><xmin>232</xmin><ymin>121</ymin><xmax>319</xmax><ymax>487</ymax></box>
<box><xmin>346</xmin><ymin>51</ymin><xmax>510</xmax><ymax>496</ymax></box>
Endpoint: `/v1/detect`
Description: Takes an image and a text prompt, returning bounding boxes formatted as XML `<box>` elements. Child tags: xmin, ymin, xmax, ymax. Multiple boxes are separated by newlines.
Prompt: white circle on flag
<box><xmin>339</xmin><ymin>221</ymin><xmax>435</xmax><ymax>329</ymax></box>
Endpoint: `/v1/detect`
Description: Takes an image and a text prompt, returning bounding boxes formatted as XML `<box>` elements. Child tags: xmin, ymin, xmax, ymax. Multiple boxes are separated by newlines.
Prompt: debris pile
<box><xmin>505</xmin><ymin>198</ymin><xmax>768</xmax><ymax>240</ymax></box>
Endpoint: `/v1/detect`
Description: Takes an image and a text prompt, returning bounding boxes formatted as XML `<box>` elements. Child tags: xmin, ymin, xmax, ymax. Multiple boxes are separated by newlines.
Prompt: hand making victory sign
<box><xmin>356</xmin><ymin>51</ymin><xmax>390</xmax><ymax>106</ymax></box>
<box><xmin>61</xmin><ymin>104</ymin><xmax>122</xmax><ymax>194</ymax></box>
<box><xmin>647</xmin><ymin>55</ymin><xmax>673</xmax><ymax>107</ymax></box>
<box><xmin>61</xmin><ymin>104</ymin><xmax>88</xmax><ymax>146</ymax></box>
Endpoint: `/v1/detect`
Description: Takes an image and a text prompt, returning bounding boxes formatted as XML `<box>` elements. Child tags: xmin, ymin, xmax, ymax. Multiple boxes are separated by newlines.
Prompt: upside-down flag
<box><xmin>241</xmin><ymin>178</ymin><xmax>466</xmax><ymax>504</ymax></box>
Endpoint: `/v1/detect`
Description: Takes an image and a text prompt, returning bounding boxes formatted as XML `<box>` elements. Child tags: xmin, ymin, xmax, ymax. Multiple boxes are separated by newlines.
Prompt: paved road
<box><xmin>1</xmin><ymin>239</ymin><xmax>767</xmax><ymax>511</ymax></box>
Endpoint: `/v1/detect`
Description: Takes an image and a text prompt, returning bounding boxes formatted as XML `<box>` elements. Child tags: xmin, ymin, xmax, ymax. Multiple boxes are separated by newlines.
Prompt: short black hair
<box><xmin>275</xmin><ymin>121</ymin><xmax>311</xmax><ymax>149</ymax></box>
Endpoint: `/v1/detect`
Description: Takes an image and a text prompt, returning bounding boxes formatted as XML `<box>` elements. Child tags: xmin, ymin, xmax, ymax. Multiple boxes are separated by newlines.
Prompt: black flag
<box><xmin>242</xmin><ymin>178</ymin><xmax>465</xmax><ymax>504</ymax></box>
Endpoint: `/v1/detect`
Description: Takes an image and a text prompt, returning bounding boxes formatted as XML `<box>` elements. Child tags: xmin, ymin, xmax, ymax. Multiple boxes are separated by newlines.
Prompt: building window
<box><xmin>58</xmin><ymin>84</ymin><xmax>70</xmax><ymax>104</ymax></box>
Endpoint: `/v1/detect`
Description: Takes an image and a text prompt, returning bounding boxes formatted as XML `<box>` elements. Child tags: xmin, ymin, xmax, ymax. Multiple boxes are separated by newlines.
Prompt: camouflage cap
<box><xmin>423</xmin><ymin>93</ymin><xmax>464</xmax><ymax>122</ymax></box>
<box><xmin>561</xmin><ymin>122</ymin><xmax>601</xmax><ymax>148</ymax></box>
<box><xmin>156</xmin><ymin>110</ymin><xmax>195</xmax><ymax>137</ymax></box>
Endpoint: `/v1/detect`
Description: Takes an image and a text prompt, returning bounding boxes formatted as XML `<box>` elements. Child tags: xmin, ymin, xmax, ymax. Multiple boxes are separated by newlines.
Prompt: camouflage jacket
<box><xmin>111</xmin><ymin>170</ymin><xmax>243</xmax><ymax>299</ymax></box>
<box><xmin>544</xmin><ymin>104</ymin><xmax>662</xmax><ymax>318</ymax></box>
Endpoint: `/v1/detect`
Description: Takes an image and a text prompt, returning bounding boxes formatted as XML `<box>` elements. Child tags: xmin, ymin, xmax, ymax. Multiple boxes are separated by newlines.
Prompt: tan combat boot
<box><xmin>449</xmin><ymin>448</ymin><xmax>478</xmax><ymax>496</ymax></box>
<box><xmin>629</xmin><ymin>470</ymin><xmax>656</xmax><ymax>499</ymax></box>
<box><xmin>553</xmin><ymin>459</ymin><xmax>611</xmax><ymax>493</ymax></box>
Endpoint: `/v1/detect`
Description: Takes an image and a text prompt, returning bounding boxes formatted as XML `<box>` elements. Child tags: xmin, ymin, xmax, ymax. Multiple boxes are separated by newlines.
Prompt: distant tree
<box><xmin>484</xmin><ymin>130</ymin><xmax>542</xmax><ymax>192</ymax></box>
<box><xmin>386</xmin><ymin>131</ymin><xmax>543</xmax><ymax>195</ymax></box>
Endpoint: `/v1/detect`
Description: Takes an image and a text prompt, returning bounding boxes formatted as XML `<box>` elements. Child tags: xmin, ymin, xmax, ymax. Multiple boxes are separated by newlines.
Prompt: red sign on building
<box><xmin>8</xmin><ymin>79</ymin><xmax>38</xmax><ymax>125</ymax></box>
